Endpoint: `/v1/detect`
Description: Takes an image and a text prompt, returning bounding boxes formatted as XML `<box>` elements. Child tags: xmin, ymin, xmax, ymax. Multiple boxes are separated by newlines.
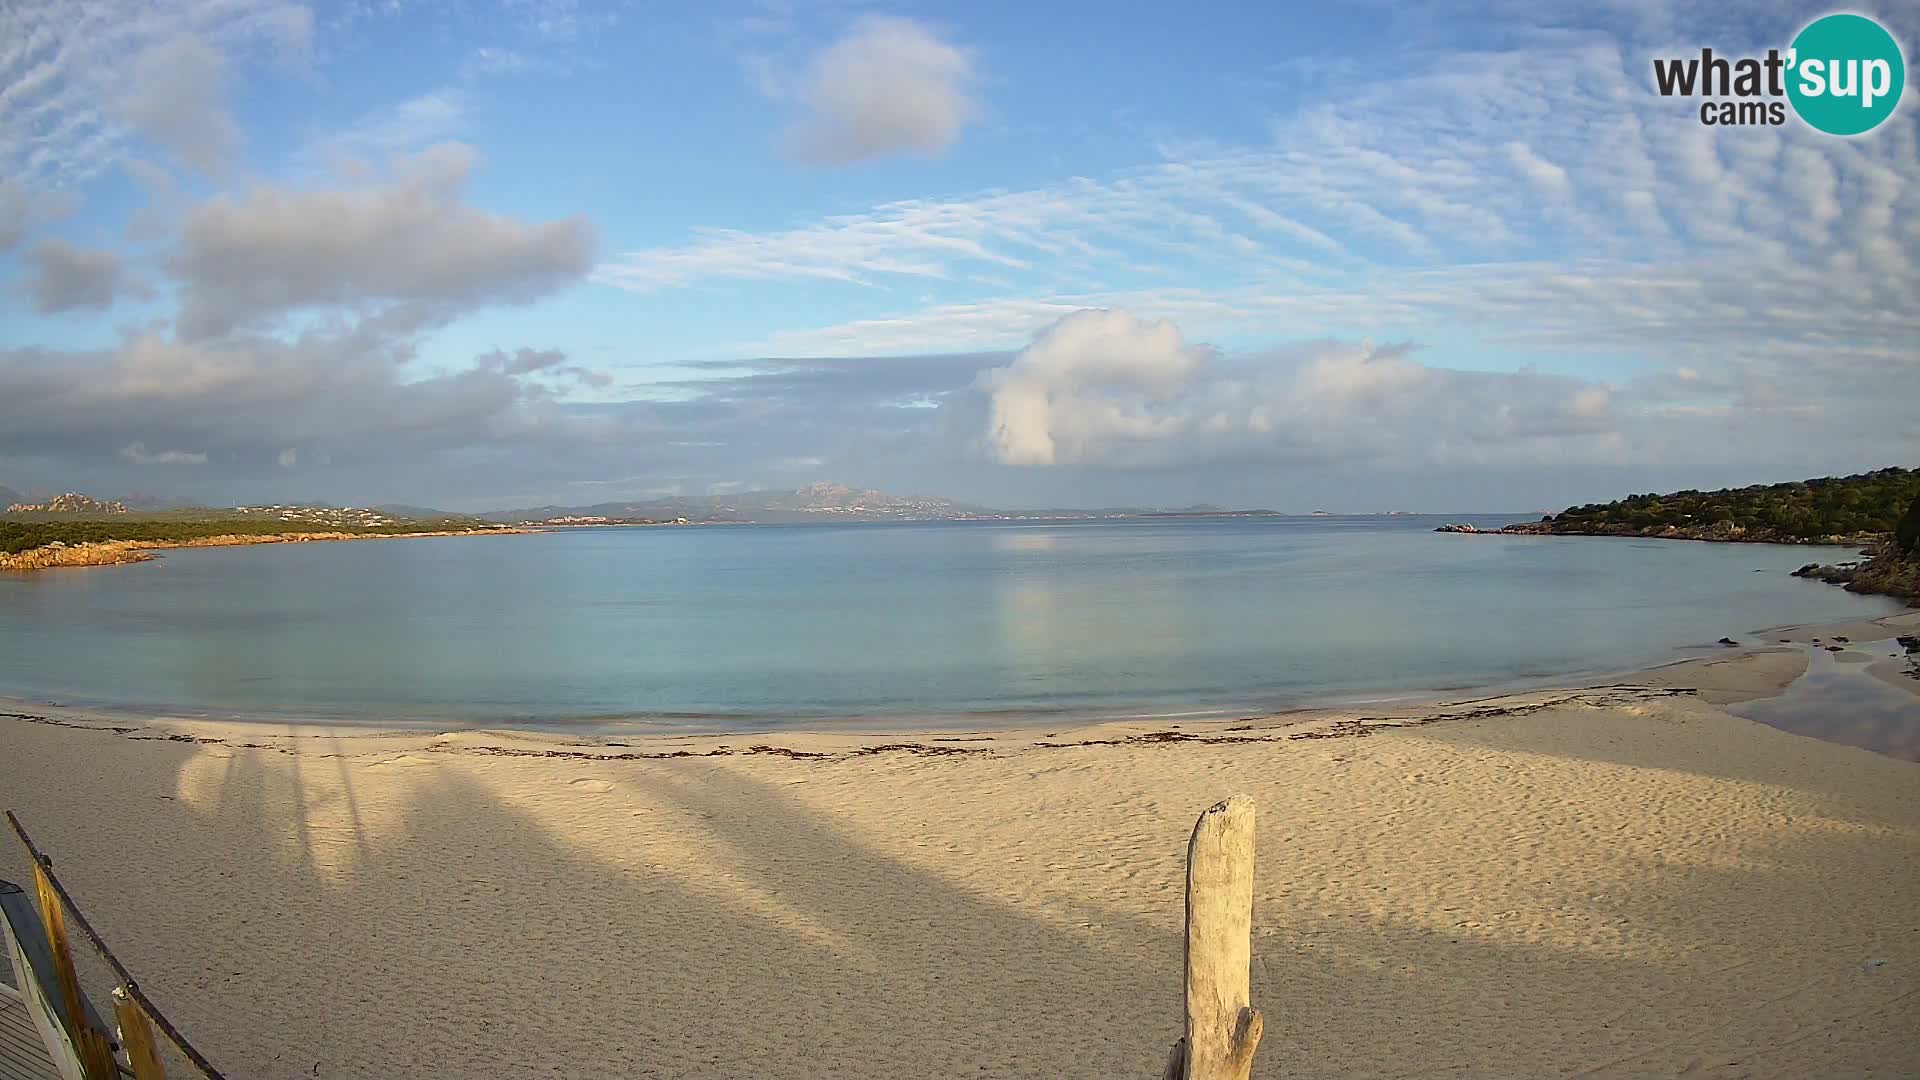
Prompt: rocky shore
<box><xmin>1435</xmin><ymin>519</ymin><xmax>1884</xmax><ymax>545</ymax></box>
<box><xmin>1791</xmin><ymin>544</ymin><xmax>1920</xmax><ymax>606</ymax></box>
<box><xmin>0</xmin><ymin>527</ymin><xmax>535</xmax><ymax>571</ymax></box>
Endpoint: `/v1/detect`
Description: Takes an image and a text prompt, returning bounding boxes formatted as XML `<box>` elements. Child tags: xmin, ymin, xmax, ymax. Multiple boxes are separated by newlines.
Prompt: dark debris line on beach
<box><xmin>0</xmin><ymin>685</ymin><xmax>1700</xmax><ymax>763</ymax></box>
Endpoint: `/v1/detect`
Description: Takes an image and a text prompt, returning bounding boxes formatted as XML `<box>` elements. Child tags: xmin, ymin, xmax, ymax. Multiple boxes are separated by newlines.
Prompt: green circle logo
<box><xmin>1787</xmin><ymin>13</ymin><xmax>1905</xmax><ymax>136</ymax></box>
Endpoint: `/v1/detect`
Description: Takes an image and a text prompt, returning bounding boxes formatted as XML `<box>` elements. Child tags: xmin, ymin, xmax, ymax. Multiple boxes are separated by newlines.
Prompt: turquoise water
<box><xmin>0</xmin><ymin>517</ymin><xmax>1902</xmax><ymax>728</ymax></box>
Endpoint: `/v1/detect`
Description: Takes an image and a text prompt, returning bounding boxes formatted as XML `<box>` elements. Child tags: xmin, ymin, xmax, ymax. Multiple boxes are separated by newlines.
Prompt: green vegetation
<box><xmin>1897</xmin><ymin>492</ymin><xmax>1920</xmax><ymax>556</ymax></box>
<box><xmin>1539</xmin><ymin>467</ymin><xmax>1920</xmax><ymax>541</ymax></box>
<box><xmin>0</xmin><ymin>513</ymin><xmax>493</xmax><ymax>555</ymax></box>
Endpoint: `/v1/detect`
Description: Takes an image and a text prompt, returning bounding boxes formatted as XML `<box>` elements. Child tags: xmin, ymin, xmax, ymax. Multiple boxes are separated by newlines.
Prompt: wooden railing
<box><xmin>7</xmin><ymin>796</ymin><xmax>1261</xmax><ymax>1080</ymax></box>
<box><xmin>6</xmin><ymin>811</ymin><xmax>225</xmax><ymax>1080</ymax></box>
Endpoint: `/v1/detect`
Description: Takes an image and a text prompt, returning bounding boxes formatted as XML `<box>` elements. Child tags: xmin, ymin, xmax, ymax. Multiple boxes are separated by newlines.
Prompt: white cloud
<box><xmin>981</xmin><ymin>310</ymin><xmax>1206</xmax><ymax>465</ymax></box>
<box><xmin>172</xmin><ymin>142</ymin><xmax>595</xmax><ymax>338</ymax></box>
<box><xmin>972</xmin><ymin>310</ymin><xmax>1640</xmax><ymax>468</ymax></box>
<box><xmin>122</xmin><ymin>442</ymin><xmax>207</xmax><ymax>466</ymax></box>
<box><xmin>970</xmin><ymin>310</ymin><xmax>1748</xmax><ymax>471</ymax></box>
<box><xmin>781</xmin><ymin>17</ymin><xmax>977</xmax><ymax>165</ymax></box>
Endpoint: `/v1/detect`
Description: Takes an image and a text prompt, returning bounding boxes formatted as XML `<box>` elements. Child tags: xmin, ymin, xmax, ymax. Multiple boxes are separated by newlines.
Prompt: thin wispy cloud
<box><xmin>297</xmin><ymin>91</ymin><xmax>469</xmax><ymax>176</ymax></box>
<box><xmin>0</xmin><ymin>0</ymin><xmax>310</xmax><ymax>186</ymax></box>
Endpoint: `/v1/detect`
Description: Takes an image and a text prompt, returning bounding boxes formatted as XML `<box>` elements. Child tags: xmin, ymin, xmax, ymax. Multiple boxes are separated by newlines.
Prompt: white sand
<box><xmin>0</xmin><ymin>651</ymin><xmax>1916</xmax><ymax>1079</ymax></box>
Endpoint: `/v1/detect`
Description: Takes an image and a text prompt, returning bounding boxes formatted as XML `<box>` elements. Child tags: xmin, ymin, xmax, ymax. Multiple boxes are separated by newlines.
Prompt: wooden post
<box><xmin>31</xmin><ymin>864</ymin><xmax>119</xmax><ymax>1080</ymax></box>
<box><xmin>1163</xmin><ymin>795</ymin><xmax>1262</xmax><ymax>1080</ymax></box>
<box><xmin>115</xmin><ymin>985</ymin><xmax>167</xmax><ymax>1080</ymax></box>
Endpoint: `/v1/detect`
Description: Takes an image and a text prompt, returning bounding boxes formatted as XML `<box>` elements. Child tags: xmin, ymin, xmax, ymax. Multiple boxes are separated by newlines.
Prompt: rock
<box><xmin>1825</xmin><ymin>645</ymin><xmax>1845</xmax><ymax>652</ymax></box>
<box><xmin>1433</xmin><ymin>523</ymin><xmax>1483</xmax><ymax>534</ymax></box>
<box><xmin>1833</xmin><ymin>636</ymin><xmax>1849</xmax><ymax>643</ymax></box>
<box><xmin>1896</xmin><ymin>635</ymin><xmax>1920</xmax><ymax>655</ymax></box>
<box><xmin>1718</xmin><ymin>637</ymin><xmax>1739</xmax><ymax>646</ymax></box>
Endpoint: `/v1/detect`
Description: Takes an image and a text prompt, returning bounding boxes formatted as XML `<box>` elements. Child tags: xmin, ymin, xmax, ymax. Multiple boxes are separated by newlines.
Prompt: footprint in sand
<box><xmin>568</xmin><ymin>778</ymin><xmax>613</xmax><ymax>793</ymax></box>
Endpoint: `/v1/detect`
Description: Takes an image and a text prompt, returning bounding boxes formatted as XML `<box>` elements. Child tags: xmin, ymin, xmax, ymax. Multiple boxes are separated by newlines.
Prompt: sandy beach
<box><xmin>1</xmin><ymin>614</ymin><xmax>1916</xmax><ymax>1080</ymax></box>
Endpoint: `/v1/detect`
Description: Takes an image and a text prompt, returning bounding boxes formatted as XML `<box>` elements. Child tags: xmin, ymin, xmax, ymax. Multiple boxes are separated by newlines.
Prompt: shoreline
<box><xmin>0</xmin><ymin>525</ymin><xmax>539</xmax><ymax>571</ymax></box>
<box><xmin>6</xmin><ymin>608</ymin><xmax>1915</xmax><ymax>755</ymax></box>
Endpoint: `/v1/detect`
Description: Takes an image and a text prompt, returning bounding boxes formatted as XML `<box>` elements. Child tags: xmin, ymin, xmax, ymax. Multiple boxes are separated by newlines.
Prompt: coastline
<box><xmin>3</xmin><ymin>608</ymin><xmax>1916</xmax><ymax>746</ymax></box>
<box><xmin>0</xmin><ymin>610</ymin><xmax>1915</xmax><ymax>1078</ymax></box>
<box><xmin>1436</xmin><ymin>524</ymin><xmax>1920</xmax><ymax>608</ymax></box>
<box><xmin>0</xmin><ymin>525</ymin><xmax>539</xmax><ymax>571</ymax></box>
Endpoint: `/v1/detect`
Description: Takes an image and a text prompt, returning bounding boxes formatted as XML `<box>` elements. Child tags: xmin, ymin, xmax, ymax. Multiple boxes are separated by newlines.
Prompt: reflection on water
<box><xmin>0</xmin><ymin>517</ymin><xmax>1906</xmax><ymax>726</ymax></box>
<box><xmin>1726</xmin><ymin>646</ymin><xmax>1920</xmax><ymax>760</ymax></box>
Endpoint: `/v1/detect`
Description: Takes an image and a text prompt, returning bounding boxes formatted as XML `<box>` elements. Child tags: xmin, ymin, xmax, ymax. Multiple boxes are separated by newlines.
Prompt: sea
<box><xmin>0</xmin><ymin>515</ymin><xmax>1904</xmax><ymax>730</ymax></box>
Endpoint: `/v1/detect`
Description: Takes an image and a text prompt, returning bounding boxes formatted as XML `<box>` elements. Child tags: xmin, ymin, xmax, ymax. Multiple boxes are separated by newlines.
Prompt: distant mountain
<box><xmin>117</xmin><ymin>493</ymin><xmax>206</xmax><ymax>510</ymax></box>
<box><xmin>485</xmin><ymin>482</ymin><xmax>991</xmax><ymax>525</ymax></box>
<box><xmin>372</xmin><ymin>503</ymin><xmax>457</xmax><ymax>519</ymax></box>
<box><xmin>5</xmin><ymin>492</ymin><xmax>130</xmax><ymax>515</ymax></box>
<box><xmin>0</xmin><ymin>486</ymin><xmax>19</xmax><ymax>508</ymax></box>
<box><xmin>478</xmin><ymin>483</ymin><xmax>1299</xmax><ymax>525</ymax></box>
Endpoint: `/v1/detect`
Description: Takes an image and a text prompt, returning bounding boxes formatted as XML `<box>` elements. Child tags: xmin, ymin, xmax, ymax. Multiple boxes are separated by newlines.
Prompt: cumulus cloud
<box><xmin>23</xmin><ymin>240</ymin><xmax>132</xmax><ymax>313</ymax></box>
<box><xmin>116</xmin><ymin>35</ymin><xmax>241</xmax><ymax>176</ymax></box>
<box><xmin>171</xmin><ymin>142</ymin><xmax>595</xmax><ymax>338</ymax></box>
<box><xmin>980</xmin><ymin>310</ymin><xmax>1206</xmax><ymax>466</ymax></box>
<box><xmin>782</xmin><ymin>17</ymin><xmax>977</xmax><ymax>164</ymax></box>
<box><xmin>977</xmin><ymin>310</ymin><xmax>1636</xmax><ymax>469</ymax></box>
<box><xmin>0</xmin><ymin>328</ymin><xmax>596</xmax><ymax>471</ymax></box>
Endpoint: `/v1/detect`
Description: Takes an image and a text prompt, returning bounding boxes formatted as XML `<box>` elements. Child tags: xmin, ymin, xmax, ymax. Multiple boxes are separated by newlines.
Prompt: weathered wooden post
<box><xmin>1163</xmin><ymin>795</ymin><xmax>1262</xmax><ymax>1080</ymax></box>
<box><xmin>114</xmin><ymin>985</ymin><xmax>167</xmax><ymax>1080</ymax></box>
<box><xmin>31</xmin><ymin>863</ymin><xmax>119</xmax><ymax>1080</ymax></box>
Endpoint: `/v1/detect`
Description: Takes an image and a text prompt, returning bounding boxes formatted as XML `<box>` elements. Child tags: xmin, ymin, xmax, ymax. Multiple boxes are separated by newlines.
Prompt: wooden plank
<box><xmin>4</xmin><ymin>881</ymin><xmax>104</xmax><ymax>1080</ymax></box>
<box><xmin>0</xmin><ymin>999</ymin><xmax>60</xmax><ymax>1080</ymax></box>
<box><xmin>111</xmin><ymin>989</ymin><xmax>163</xmax><ymax>1080</ymax></box>
<box><xmin>0</xmin><ymin>889</ymin><xmax>67</xmax><ymax>1039</ymax></box>
<box><xmin>1164</xmin><ymin>795</ymin><xmax>1263</xmax><ymax>1080</ymax></box>
<box><xmin>1</xmin><ymin>892</ymin><xmax>85</xmax><ymax>1080</ymax></box>
<box><xmin>0</xmin><ymin>1031</ymin><xmax>56</xmax><ymax>1076</ymax></box>
<box><xmin>25</xmin><ymin>872</ymin><xmax>112</xmax><ymax>1080</ymax></box>
<box><xmin>0</xmin><ymin>1026</ymin><xmax>51</xmax><ymax>1065</ymax></box>
<box><xmin>27</xmin><ymin>870</ymin><xmax>85</xmax><ymax>1061</ymax></box>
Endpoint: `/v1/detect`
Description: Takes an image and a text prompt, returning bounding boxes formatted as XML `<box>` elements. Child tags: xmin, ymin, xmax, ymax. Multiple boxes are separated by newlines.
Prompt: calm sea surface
<box><xmin>0</xmin><ymin>517</ymin><xmax>1902</xmax><ymax>728</ymax></box>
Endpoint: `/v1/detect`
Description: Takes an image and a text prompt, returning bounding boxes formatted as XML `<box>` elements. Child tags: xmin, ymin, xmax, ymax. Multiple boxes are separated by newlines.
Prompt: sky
<box><xmin>0</xmin><ymin>0</ymin><xmax>1915</xmax><ymax>513</ymax></box>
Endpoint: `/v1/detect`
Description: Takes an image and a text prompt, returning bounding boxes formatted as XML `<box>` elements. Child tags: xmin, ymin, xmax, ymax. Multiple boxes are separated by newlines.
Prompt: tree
<box><xmin>1898</xmin><ymin>493</ymin><xmax>1920</xmax><ymax>556</ymax></box>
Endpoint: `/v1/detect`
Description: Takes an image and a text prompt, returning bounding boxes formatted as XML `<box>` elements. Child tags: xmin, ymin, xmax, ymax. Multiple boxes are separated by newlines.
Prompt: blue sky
<box><xmin>0</xmin><ymin>0</ymin><xmax>1915</xmax><ymax>511</ymax></box>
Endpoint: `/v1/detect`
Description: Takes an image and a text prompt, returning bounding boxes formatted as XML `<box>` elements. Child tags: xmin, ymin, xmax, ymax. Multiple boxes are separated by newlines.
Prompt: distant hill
<box><xmin>0</xmin><ymin>486</ymin><xmax>19</xmax><ymax>508</ymax></box>
<box><xmin>485</xmin><ymin>482</ymin><xmax>993</xmax><ymax>525</ymax></box>
<box><xmin>481</xmin><ymin>482</ymin><xmax>1302</xmax><ymax>525</ymax></box>
<box><xmin>372</xmin><ymin>503</ymin><xmax>458</xmax><ymax>519</ymax></box>
<box><xmin>1496</xmin><ymin>467</ymin><xmax>1920</xmax><ymax>544</ymax></box>
<box><xmin>5</xmin><ymin>492</ymin><xmax>130</xmax><ymax>515</ymax></box>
